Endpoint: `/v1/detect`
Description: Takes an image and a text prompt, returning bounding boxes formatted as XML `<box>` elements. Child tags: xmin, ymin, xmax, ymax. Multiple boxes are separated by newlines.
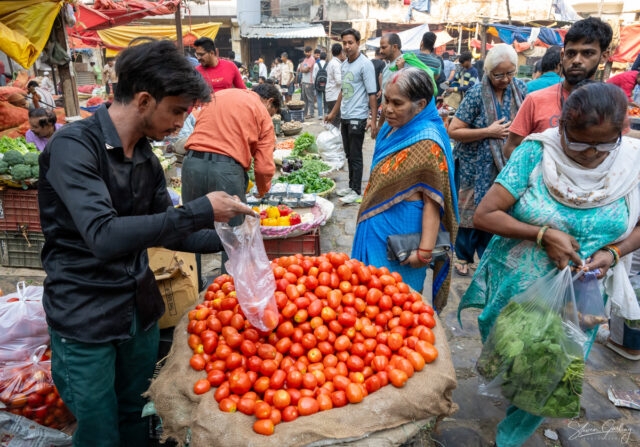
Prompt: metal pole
<box><xmin>458</xmin><ymin>25</ymin><xmax>462</xmax><ymax>54</ymax></box>
<box><xmin>175</xmin><ymin>6</ymin><xmax>184</xmax><ymax>52</ymax></box>
<box><xmin>480</xmin><ymin>22</ymin><xmax>487</xmax><ymax>59</ymax></box>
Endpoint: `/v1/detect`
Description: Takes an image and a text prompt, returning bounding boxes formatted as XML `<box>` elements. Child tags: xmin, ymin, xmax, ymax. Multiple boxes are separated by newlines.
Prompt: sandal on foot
<box><xmin>454</xmin><ymin>260</ymin><xmax>470</xmax><ymax>276</ymax></box>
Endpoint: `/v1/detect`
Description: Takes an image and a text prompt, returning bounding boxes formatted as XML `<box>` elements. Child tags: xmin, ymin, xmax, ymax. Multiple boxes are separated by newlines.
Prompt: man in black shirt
<box><xmin>371</xmin><ymin>47</ymin><xmax>386</xmax><ymax>107</ymax></box>
<box><xmin>38</xmin><ymin>40</ymin><xmax>254</xmax><ymax>447</ymax></box>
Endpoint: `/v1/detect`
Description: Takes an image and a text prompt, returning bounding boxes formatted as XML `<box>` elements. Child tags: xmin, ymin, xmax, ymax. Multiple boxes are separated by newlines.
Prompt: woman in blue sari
<box><xmin>352</xmin><ymin>67</ymin><xmax>458</xmax><ymax>311</ymax></box>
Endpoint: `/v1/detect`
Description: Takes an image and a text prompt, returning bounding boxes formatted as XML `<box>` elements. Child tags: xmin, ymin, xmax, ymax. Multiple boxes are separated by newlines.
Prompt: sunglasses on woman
<box><xmin>562</xmin><ymin>125</ymin><xmax>621</xmax><ymax>152</ymax></box>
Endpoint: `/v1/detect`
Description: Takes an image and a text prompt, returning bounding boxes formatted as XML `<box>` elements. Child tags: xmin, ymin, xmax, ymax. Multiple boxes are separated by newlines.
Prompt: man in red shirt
<box><xmin>503</xmin><ymin>17</ymin><xmax>612</xmax><ymax>158</ymax></box>
<box><xmin>607</xmin><ymin>70</ymin><xmax>639</xmax><ymax>103</ymax></box>
<box><xmin>194</xmin><ymin>37</ymin><xmax>246</xmax><ymax>92</ymax></box>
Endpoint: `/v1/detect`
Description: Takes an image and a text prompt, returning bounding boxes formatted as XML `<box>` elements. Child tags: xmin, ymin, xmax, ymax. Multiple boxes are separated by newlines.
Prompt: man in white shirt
<box><xmin>258</xmin><ymin>58</ymin><xmax>268</xmax><ymax>79</ymax></box>
<box><xmin>324</xmin><ymin>43</ymin><xmax>345</xmax><ymax>127</ymax></box>
<box><xmin>40</xmin><ymin>71</ymin><xmax>56</xmax><ymax>95</ymax></box>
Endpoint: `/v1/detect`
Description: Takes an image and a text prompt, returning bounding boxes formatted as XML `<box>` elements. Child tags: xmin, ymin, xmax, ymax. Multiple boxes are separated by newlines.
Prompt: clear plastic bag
<box><xmin>572</xmin><ymin>270</ymin><xmax>607</xmax><ymax>330</ymax></box>
<box><xmin>476</xmin><ymin>267</ymin><xmax>588</xmax><ymax>418</ymax></box>
<box><xmin>0</xmin><ymin>346</ymin><xmax>74</xmax><ymax>430</ymax></box>
<box><xmin>214</xmin><ymin>216</ymin><xmax>278</xmax><ymax>332</ymax></box>
<box><xmin>317</xmin><ymin>126</ymin><xmax>345</xmax><ymax>171</ymax></box>
<box><xmin>0</xmin><ymin>282</ymin><xmax>49</xmax><ymax>363</ymax></box>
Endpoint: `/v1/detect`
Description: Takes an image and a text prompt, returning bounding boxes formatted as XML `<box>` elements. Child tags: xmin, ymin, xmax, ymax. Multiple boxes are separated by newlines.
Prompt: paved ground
<box><xmin>2</xmin><ymin>115</ymin><xmax>638</xmax><ymax>447</ymax></box>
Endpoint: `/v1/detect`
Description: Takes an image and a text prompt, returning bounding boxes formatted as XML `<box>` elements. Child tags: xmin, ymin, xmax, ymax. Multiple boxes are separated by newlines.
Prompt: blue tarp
<box><xmin>491</xmin><ymin>24</ymin><xmax>564</xmax><ymax>46</ymax></box>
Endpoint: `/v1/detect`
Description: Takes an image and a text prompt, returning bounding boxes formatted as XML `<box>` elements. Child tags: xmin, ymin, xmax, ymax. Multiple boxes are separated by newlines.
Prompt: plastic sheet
<box><xmin>214</xmin><ymin>216</ymin><xmax>278</xmax><ymax>332</ymax></box>
<box><xmin>317</xmin><ymin>126</ymin><xmax>345</xmax><ymax>171</ymax></box>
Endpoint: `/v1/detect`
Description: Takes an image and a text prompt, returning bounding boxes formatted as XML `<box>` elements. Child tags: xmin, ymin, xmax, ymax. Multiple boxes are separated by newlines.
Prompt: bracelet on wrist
<box><xmin>418</xmin><ymin>247</ymin><xmax>433</xmax><ymax>254</ymax></box>
<box><xmin>604</xmin><ymin>246</ymin><xmax>619</xmax><ymax>268</ymax></box>
<box><xmin>536</xmin><ymin>226</ymin><xmax>550</xmax><ymax>248</ymax></box>
<box><xmin>416</xmin><ymin>251</ymin><xmax>432</xmax><ymax>263</ymax></box>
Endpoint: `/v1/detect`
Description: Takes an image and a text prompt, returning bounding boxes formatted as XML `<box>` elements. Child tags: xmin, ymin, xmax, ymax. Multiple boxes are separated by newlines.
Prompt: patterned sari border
<box><xmin>357</xmin><ymin>183</ymin><xmax>445</xmax><ymax>225</ymax></box>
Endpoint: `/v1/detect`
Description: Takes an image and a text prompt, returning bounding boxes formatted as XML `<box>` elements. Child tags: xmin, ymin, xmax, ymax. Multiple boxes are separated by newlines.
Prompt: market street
<box><xmin>3</xmin><ymin>117</ymin><xmax>637</xmax><ymax>446</ymax></box>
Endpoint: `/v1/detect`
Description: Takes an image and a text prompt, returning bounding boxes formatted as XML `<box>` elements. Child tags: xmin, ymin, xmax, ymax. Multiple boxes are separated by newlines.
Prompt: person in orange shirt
<box><xmin>183</xmin><ymin>83</ymin><xmax>280</xmax><ymax>278</ymax></box>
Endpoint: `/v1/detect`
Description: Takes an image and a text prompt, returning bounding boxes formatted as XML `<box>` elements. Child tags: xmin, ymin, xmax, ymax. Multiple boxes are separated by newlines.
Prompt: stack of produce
<box><xmin>256</xmin><ymin>205</ymin><xmax>302</xmax><ymax>227</ymax></box>
<box><xmin>291</xmin><ymin>133</ymin><xmax>317</xmax><ymax>158</ymax></box>
<box><xmin>0</xmin><ymin>138</ymin><xmax>40</xmax><ymax>187</ymax></box>
<box><xmin>185</xmin><ymin>253</ymin><xmax>439</xmax><ymax>436</ymax></box>
<box><xmin>274</xmin><ymin>169</ymin><xmax>334</xmax><ymax>194</ymax></box>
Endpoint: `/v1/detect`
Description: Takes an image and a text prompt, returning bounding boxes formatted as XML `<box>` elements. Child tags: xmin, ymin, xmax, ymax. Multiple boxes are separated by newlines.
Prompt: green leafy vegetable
<box><xmin>274</xmin><ymin>167</ymin><xmax>334</xmax><ymax>193</ymax></box>
<box><xmin>0</xmin><ymin>136</ymin><xmax>37</xmax><ymax>155</ymax></box>
<box><xmin>302</xmin><ymin>159</ymin><xmax>330</xmax><ymax>173</ymax></box>
<box><xmin>477</xmin><ymin>301</ymin><xmax>584</xmax><ymax>418</ymax></box>
<box><xmin>291</xmin><ymin>132</ymin><xmax>316</xmax><ymax>158</ymax></box>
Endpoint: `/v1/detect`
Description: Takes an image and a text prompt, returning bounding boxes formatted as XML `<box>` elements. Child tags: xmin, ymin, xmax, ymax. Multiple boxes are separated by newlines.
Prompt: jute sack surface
<box><xmin>147</xmin><ymin>301</ymin><xmax>458</xmax><ymax>447</ymax></box>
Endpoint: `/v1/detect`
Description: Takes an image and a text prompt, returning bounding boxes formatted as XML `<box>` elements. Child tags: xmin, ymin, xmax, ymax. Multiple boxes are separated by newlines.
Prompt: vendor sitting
<box><xmin>26</xmin><ymin>108</ymin><xmax>62</xmax><ymax>152</ymax></box>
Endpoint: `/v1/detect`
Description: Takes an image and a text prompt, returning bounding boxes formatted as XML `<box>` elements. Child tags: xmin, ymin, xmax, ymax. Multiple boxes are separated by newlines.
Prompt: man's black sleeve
<box><xmin>46</xmin><ymin>135</ymin><xmax>218</xmax><ymax>261</ymax></box>
<box><xmin>150</xmin><ymin>161</ymin><xmax>222</xmax><ymax>254</ymax></box>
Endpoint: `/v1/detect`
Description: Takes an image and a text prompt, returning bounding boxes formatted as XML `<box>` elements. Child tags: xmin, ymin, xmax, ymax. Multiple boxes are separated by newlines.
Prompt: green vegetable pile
<box><xmin>291</xmin><ymin>132</ymin><xmax>317</xmax><ymax>158</ymax></box>
<box><xmin>0</xmin><ymin>136</ymin><xmax>37</xmax><ymax>154</ymax></box>
<box><xmin>302</xmin><ymin>159</ymin><xmax>330</xmax><ymax>173</ymax></box>
<box><xmin>476</xmin><ymin>301</ymin><xmax>585</xmax><ymax>418</ymax></box>
<box><xmin>0</xmin><ymin>148</ymin><xmax>39</xmax><ymax>183</ymax></box>
<box><xmin>274</xmin><ymin>167</ymin><xmax>334</xmax><ymax>194</ymax></box>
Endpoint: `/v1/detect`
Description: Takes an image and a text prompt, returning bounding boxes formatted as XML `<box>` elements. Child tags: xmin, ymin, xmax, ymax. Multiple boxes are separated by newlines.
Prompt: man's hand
<box><xmin>395</xmin><ymin>57</ymin><xmax>406</xmax><ymax>69</ymax></box>
<box><xmin>205</xmin><ymin>191</ymin><xmax>258</xmax><ymax>222</ymax></box>
<box><xmin>445</xmin><ymin>87</ymin><xmax>454</xmax><ymax>93</ymax></box>
<box><xmin>486</xmin><ymin>118</ymin><xmax>511</xmax><ymax>139</ymax></box>
<box><xmin>370</xmin><ymin>123</ymin><xmax>378</xmax><ymax>140</ymax></box>
<box><xmin>324</xmin><ymin>112</ymin><xmax>335</xmax><ymax>124</ymax></box>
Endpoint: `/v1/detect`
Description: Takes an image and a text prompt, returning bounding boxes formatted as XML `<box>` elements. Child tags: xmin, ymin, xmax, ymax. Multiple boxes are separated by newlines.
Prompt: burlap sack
<box><xmin>147</xmin><ymin>307</ymin><xmax>458</xmax><ymax>447</ymax></box>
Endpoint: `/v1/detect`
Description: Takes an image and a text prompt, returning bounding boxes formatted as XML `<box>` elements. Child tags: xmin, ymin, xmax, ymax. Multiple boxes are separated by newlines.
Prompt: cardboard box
<box><xmin>148</xmin><ymin>248</ymin><xmax>199</xmax><ymax>329</ymax></box>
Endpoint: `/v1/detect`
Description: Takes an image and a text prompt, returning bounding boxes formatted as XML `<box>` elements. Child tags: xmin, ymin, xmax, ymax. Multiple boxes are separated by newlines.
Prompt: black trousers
<box><xmin>340</xmin><ymin>118</ymin><xmax>367</xmax><ymax>194</ymax></box>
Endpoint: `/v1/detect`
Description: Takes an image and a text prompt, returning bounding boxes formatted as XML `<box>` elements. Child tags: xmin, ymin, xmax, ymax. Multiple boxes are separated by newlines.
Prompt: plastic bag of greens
<box><xmin>572</xmin><ymin>270</ymin><xmax>607</xmax><ymax>330</ymax></box>
<box><xmin>214</xmin><ymin>216</ymin><xmax>278</xmax><ymax>332</ymax></box>
<box><xmin>476</xmin><ymin>267</ymin><xmax>588</xmax><ymax>418</ymax></box>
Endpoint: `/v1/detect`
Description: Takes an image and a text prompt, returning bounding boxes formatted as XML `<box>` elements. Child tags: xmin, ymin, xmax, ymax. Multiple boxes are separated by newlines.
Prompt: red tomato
<box><xmin>415</xmin><ymin>340</ymin><xmax>438</xmax><ymax>363</ymax></box>
<box><xmin>387</xmin><ymin>333</ymin><xmax>404</xmax><ymax>351</ymax></box>
<box><xmin>331</xmin><ymin>390</ymin><xmax>347</xmax><ymax>407</ymax></box>
<box><xmin>254</xmin><ymin>401</ymin><xmax>272</xmax><ymax>419</ymax></box>
<box><xmin>253</xmin><ymin>419</ymin><xmax>274</xmax><ymax>436</ymax></box>
<box><xmin>272</xmin><ymin>389</ymin><xmax>291</xmax><ymax>409</ymax></box>
<box><xmin>193</xmin><ymin>379</ymin><xmax>211</xmax><ymax>395</ymax></box>
<box><xmin>297</xmin><ymin>396</ymin><xmax>320</xmax><ymax>416</ymax></box>
<box><xmin>237</xmin><ymin>398</ymin><xmax>256</xmax><ymax>415</ymax></box>
<box><xmin>317</xmin><ymin>393</ymin><xmax>333</xmax><ymax>411</ymax></box>
<box><xmin>389</xmin><ymin>369</ymin><xmax>408</xmax><ymax>388</ymax></box>
<box><xmin>282</xmin><ymin>405</ymin><xmax>299</xmax><ymax>422</ymax></box>
<box><xmin>345</xmin><ymin>383</ymin><xmax>364</xmax><ymax>403</ymax></box>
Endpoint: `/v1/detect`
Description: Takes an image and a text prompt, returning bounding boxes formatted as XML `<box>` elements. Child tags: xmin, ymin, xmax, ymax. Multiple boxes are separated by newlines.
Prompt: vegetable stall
<box><xmin>147</xmin><ymin>252</ymin><xmax>458</xmax><ymax>445</ymax></box>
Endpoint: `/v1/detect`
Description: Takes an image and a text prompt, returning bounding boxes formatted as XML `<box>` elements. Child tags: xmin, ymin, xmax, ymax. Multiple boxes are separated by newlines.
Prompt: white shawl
<box><xmin>525</xmin><ymin>128</ymin><xmax>640</xmax><ymax>319</ymax></box>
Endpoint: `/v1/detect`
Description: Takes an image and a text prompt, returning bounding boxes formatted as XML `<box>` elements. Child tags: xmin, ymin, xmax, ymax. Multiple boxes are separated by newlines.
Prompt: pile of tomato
<box><xmin>629</xmin><ymin>107</ymin><xmax>640</xmax><ymax>117</ymax></box>
<box><xmin>0</xmin><ymin>350</ymin><xmax>74</xmax><ymax>429</ymax></box>
<box><xmin>186</xmin><ymin>252</ymin><xmax>439</xmax><ymax>436</ymax></box>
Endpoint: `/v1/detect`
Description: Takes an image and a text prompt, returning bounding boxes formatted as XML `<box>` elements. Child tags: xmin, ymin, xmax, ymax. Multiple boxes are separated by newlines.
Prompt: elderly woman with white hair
<box><xmin>447</xmin><ymin>44</ymin><xmax>527</xmax><ymax>275</ymax></box>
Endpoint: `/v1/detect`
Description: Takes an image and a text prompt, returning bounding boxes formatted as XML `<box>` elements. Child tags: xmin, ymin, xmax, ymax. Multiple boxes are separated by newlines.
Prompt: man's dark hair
<box><xmin>28</xmin><ymin>107</ymin><xmax>56</xmax><ymax>126</ymax></box>
<box><xmin>421</xmin><ymin>31</ymin><xmax>437</xmax><ymax>52</ymax></box>
<box><xmin>564</xmin><ymin>17</ymin><xmax>612</xmax><ymax>52</ymax></box>
<box><xmin>561</xmin><ymin>82</ymin><xmax>627</xmax><ymax>132</ymax></box>
<box><xmin>533</xmin><ymin>60</ymin><xmax>542</xmax><ymax>74</ymax></box>
<box><xmin>385</xmin><ymin>33</ymin><xmax>402</xmax><ymax>51</ymax></box>
<box><xmin>27</xmin><ymin>80</ymin><xmax>39</xmax><ymax>89</ymax></box>
<box><xmin>314</xmin><ymin>49</ymin><xmax>321</xmax><ymax>55</ymax></box>
<box><xmin>341</xmin><ymin>28</ymin><xmax>361</xmax><ymax>42</ymax></box>
<box><xmin>374</xmin><ymin>47</ymin><xmax>381</xmax><ymax>56</ymax></box>
<box><xmin>459</xmin><ymin>51</ymin><xmax>472</xmax><ymax>64</ymax></box>
<box><xmin>90</xmin><ymin>61</ymin><xmax>95</xmax><ymax>66</ymax></box>
<box><xmin>331</xmin><ymin>43</ymin><xmax>343</xmax><ymax>57</ymax></box>
<box><xmin>540</xmin><ymin>45</ymin><xmax>562</xmax><ymax>73</ymax></box>
<box><xmin>305</xmin><ymin>46</ymin><xmax>312</xmax><ymax>52</ymax></box>
<box><xmin>442</xmin><ymin>52</ymin><xmax>450</xmax><ymax>60</ymax></box>
<box><xmin>320</xmin><ymin>52</ymin><xmax>327</xmax><ymax>60</ymax></box>
<box><xmin>258</xmin><ymin>76</ymin><xmax>266</xmax><ymax>82</ymax></box>
<box><xmin>252</xmin><ymin>83</ymin><xmax>282</xmax><ymax>113</ymax></box>
<box><xmin>114</xmin><ymin>40</ymin><xmax>211</xmax><ymax>104</ymax></box>
<box><xmin>265</xmin><ymin>78</ymin><xmax>275</xmax><ymax>85</ymax></box>
<box><xmin>229</xmin><ymin>50</ymin><xmax>235</xmax><ymax>59</ymax></box>
<box><xmin>193</xmin><ymin>37</ymin><xmax>216</xmax><ymax>53</ymax></box>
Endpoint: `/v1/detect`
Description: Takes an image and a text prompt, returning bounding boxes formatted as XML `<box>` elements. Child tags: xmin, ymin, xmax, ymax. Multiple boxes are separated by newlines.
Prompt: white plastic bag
<box><xmin>317</xmin><ymin>126</ymin><xmax>345</xmax><ymax>171</ymax></box>
<box><xmin>0</xmin><ymin>282</ymin><xmax>49</xmax><ymax>363</ymax></box>
<box><xmin>214</xmin><ymin>216</ymin><xmax>278</xmax><ymax>332</ymax></box>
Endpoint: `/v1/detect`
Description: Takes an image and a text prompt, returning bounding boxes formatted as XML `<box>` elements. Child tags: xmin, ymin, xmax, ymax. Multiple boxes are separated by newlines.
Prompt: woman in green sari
<box><xmin>459</xmin><ymin>82</ymin><xmax>640</xmax><ymax>446</ymax></box>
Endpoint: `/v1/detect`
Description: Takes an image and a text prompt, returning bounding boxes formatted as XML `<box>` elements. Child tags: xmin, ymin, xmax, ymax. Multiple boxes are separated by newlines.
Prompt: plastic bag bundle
<box><xmin>317</xmin><ymin>126</ymin><xmax>345</xmax><ymax>171</ymax></box>
<box><xmin>0</xmin><ymin>282</ymin><xmax>49</xmax><ymax>363</ymax></box>
<box><xmin>572</xmin><ymin>270</ymin><xmax>607</xmax><ymax>330</ymax></box>
<box><xmin>215</xmin><ymin>216</ymin><xmax>278</xmax><ymax>332</ymax></box>
<box><xmin>0</xmin><ymin>346</ymin><xmax>74</xmax><ymax>430</ymax></box>
<box><xmin>476</xmin><ymin>267</ymin><xmax>588</xmax><ymax>418</ymax></box>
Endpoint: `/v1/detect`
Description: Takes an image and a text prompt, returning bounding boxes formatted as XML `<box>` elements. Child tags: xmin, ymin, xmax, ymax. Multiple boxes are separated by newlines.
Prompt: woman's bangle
<box><xmin>604</xmin><ymin>246</ymin><xmax>620</xmax><ymax>268</ymax></box>
<box><xmin>607</xmin><ymin>244</ymin><xmax>622</xmax><ymax>259</ymax></box>
<box><xmin>418</xmin><ymin>247</ymin><xmax>433</xmax><ymax>254</ymax></box>
<box><xmin>536</xmin><ymin>226</ymin><xmax>550</xmax><ymax>248</ymax></box>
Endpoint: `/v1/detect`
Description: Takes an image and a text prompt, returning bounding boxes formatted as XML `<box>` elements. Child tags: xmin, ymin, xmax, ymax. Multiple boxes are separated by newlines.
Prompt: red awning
<box><xmin>74</xmin><ymin>0</ymin><xmax>179</xmax><ymax>32</ymax></box>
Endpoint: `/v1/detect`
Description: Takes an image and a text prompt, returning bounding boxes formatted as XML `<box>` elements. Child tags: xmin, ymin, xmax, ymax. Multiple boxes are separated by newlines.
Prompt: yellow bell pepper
<box><xmin>252</xmin><ymin>206</ymin><xmax>260</xmax><ymax>213</ymax></box>
<box><xmin>277</xmin><ymin>216</ymin><xmax>291</xmax><ymax>226</ymax></box>
<box><xmin>262</xmin><ymin>217</ymin><xmax>278</xmax><ymax>226</ymax></box>
<box><xmin>246</xmin><ymin>179</ymin><xmax>254</xmax><ymax>193</ymax></box>
<box><xmin>266</xmin><ymin>206</ymin><xmax>280</xmax><ymax>219</ymax></box>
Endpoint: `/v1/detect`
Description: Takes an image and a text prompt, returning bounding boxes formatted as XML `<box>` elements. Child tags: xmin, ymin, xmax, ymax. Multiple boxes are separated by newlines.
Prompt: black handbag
<box><xmin>386</xmin><ymin>231</ymin><xmax>451</xmax><ymax>263</ymax></box>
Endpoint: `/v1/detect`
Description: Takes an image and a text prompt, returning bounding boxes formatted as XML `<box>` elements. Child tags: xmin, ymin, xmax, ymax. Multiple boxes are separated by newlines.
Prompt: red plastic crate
<box><xmin>263</xmin><ymin>229</ymin><xmax>320</xmax><ymax>260</ymax></box>
<box><xmin>0</xmin><ymin>189</ymin><xmax>41</xmax><ymax>232</ymax></box>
